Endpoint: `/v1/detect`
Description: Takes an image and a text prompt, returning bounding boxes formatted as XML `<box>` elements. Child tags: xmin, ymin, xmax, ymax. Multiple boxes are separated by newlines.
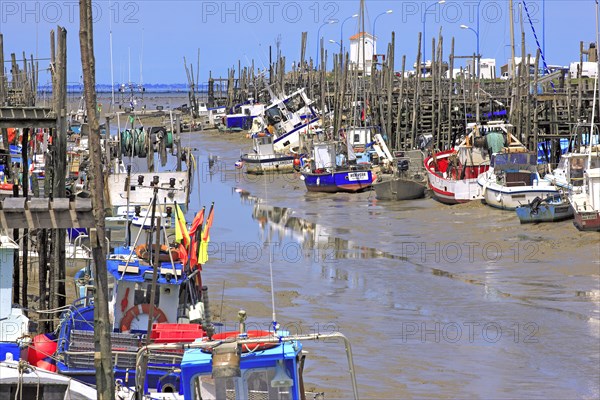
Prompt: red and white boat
<box><xmin>424</xmin><ymin>121</ymin><xmax>511</xmax><ymax>204</ymax></box>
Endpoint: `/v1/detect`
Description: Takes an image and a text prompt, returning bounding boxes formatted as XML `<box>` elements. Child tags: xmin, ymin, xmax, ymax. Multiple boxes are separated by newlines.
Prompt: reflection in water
<box><xmin>234</xmin><ymin>187</ymin><xmax>403</xmax><ymax>261</ymax></box>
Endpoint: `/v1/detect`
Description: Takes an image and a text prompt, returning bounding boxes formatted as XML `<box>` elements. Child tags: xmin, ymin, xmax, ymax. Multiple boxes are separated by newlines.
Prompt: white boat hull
<box><xmin>478</xmin><ymin>174</ymin><xmax>559</xmax><ymax>210</ymax></box>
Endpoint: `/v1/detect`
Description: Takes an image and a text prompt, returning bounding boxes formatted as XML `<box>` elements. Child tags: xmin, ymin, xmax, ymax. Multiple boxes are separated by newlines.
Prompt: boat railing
<box><xmin>136</xmin><ymin>331</ymin><xmax>360</xmax><ymax>400</ymax></box>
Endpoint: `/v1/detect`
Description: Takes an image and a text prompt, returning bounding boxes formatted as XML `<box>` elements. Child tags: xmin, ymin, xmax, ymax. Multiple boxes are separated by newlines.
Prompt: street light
<box><xmin>373</xmin><ymin>9</ymin><xmax>393</xmax><ymax>40</ymax></box>
<box><xmin>316</xmin><ymin>19</ymin><xmax>338</xmax><ymax>68</ymax></box>
<box><xmin>329</xmin><ymin>39</ymin><xmax>342</xmax><ymax>52</ymax></box>
<box><xmin>460</xmin><ymin>24</ymin><xmax>479</xmax><ymax>77</ymax></box>
<box><xmin>340</xmin><ymin>13</ymin><xmax>359</xmax><ymax>48</ymax></box>
<box><xmin>339</xmin><ymin>14</ymin><xmax>358</xmax><ymax>68</ymax></box>
<box><xmin>422</xmin><ymin>0</ymin><xmax>445</xmax><ymax>77</ymax></box>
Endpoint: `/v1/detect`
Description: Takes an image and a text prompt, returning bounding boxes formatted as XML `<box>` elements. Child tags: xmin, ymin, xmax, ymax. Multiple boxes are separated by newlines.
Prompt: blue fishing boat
<box><xmin>226</xmin><ymin>99</ymin><xmax>265</xmax><ymax>130</ymax></box>
<box><xmin>300</xmin><ymin>142</ymin><xmax>375</xmax><ymax>193</ymax></box>
<box><xmin>515</xmin><ymin>194</ymin><xmax>574</xmax><ymax>223</ymax></box>
<box><xmin>302</xmin><ymin>167</ymin><xmax>374</xmax><ymax>193</ymax></box>
<box><xmin>54</xmin><ymin>243</ymin><xmax>206</xmax><ymax>394</ymax></box>
<box><xmin>139</xmin><ymin>313</ymin><xmax>360</xmax><ymax>400</ymax></box>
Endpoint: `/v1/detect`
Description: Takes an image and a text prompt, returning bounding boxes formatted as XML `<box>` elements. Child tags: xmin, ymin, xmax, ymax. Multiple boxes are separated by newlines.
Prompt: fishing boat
<box><xmin>1</xmin><ymin>359</ymin><xmax>97</xmax><ymax>399</ymax></box>
<box><xmin>373</xmin><ymin>149</ymin><xmax>428</xmax><ymax>200</ymax></box>
<box><xmin>133</xmin><ymin>311</ymin><xmax>359</xmax><ymax>400</ymax></box>
<box><xmin>239</xmin><ymin>134</ymin><xmax>297</xmax><ymax>174</ymax></box>
<box><xmin>257</xmin><ymin>88</ymin><xmax>321</xmax><ymax>153</ymax></box>
<box><xmin>543</xmin><ymin>122</ymin><xmax>600</xmax><ymax>193</ymax></box>
<box><xmin>515</xmin><ymin>193</ymin><xmax>573</xmax><ymax>223</ymax></box>
<box><xmin>424</xmin><ymin>121</ymin><xmax>510</xmax><ymax>204</ymax></box>
<box><xmin>225</xmin><ymin>99</ymin><xmax>265</xmax><ymax>130</ymax></box>
<box><xmin>53</xmin><ymin>243</ymin><xmax>205</xmax><ymax>392</ymax></box>
<box><xmin>569</xmin><ymin>145</ymin><xmax>600</xmax><ymax>231</ymax></box>
<box><xmin>300</xmin><ymin>141</ymin><xmax>374</xmax><ymax>193</ymax></box>
<box><xmin>477</xmin><ymin>139</ymin><xmax>558</xmax><ymax>210</ymax></box>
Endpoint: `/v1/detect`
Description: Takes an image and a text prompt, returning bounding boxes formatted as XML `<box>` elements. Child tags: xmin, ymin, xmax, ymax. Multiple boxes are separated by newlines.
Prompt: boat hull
<box><xmin>573</xmin><ymin>210</ymin><xmax>600</xmax><ymax>231</ymax></box>
<box><xmin>479</xmin><ymin>181</ymin><xmax>559</xmax><ymax>211</ymax></box>
<box><xmin>240</xmin><ymin>153</ymin><xmax>295</xmax><ymax>174</ymax></box>
<box><xmin>373</xmin><ymin>176</ymin><xmax>426</xmax><ymax>200</ymax></box>
<box><xmin>515</xmin><ymin>198</ymin><xmax>574</xmax><ymax>223</ymax></box>
<box><xmin>424</xmin><ymin>150</ymin><xmax>488</xmax><ymax>204</ymax></box>
<box><xmin>302</xmin><ymin>169</ymin><xmax>374</xmax><ymax>193</ymax></box>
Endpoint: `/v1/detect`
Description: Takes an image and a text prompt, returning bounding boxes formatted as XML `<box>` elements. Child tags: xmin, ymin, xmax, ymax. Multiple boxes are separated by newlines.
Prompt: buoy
<box><xmin>235</xmin><ymin>161</ymin><xmax>244</xmax><ymax>169</ymax></box>
<box><xmin>27</xmin><ymin>333</ymin><xmax>57</xmax><ymax>372</ymax></box>
<box><xmin>293</xmin><ymin>158</ymin><xmax>300</xmax><ymax>167</ymax></box>
<box><xmin>121</xmin><ymin>303</ymin><xmax>168</xmax><ymax>333</ymax></box>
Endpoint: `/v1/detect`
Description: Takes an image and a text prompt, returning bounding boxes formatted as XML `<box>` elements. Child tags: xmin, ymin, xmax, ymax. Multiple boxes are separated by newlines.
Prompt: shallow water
<box><xmin>181</xmin><ymin>131</ymin><xmax>599</xmax><ymax>399</ymax></box>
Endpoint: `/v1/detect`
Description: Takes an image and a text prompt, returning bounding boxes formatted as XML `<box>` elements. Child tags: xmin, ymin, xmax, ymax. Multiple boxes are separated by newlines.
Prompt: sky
<box><xmin>0</xmin><ymin>0</ymin><xmax>598</xmax><ymax>85</ymax></box>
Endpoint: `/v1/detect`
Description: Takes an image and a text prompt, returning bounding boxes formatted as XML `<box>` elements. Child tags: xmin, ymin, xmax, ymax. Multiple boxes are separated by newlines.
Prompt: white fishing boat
<box><xmin>477</xmin><ymin>137</ymin><xmax>558</xmax><ymax>210</ymax></box>
<box><xmin>570</xmin><ymin>154</ymin><xmax>600</xmax><ymax>231</ymax></box>
<box><xmin>0</xmin><ymin>359</ymin><xmax>97</xmax><ymax>399</ymax></box>
<box><xmin>239</xmin><ymin>134</ymin><xmax>296</xmax><ymax>174</ymax></box>
<box><xmin>256</xmin><ymin>88</ymin><xmax>321</xmax><ymax>153</ymax></box>
<box><xmin>543</xmin><ymin>122</ymin><xmax>600</xmax><ymax>193</ymax></box>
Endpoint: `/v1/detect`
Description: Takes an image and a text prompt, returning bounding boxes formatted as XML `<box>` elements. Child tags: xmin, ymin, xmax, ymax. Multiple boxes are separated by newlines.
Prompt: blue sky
<box><xmin>0</xmin><ymin>1</ymin><xmax>597</xmax><ymax>85</ymax></box>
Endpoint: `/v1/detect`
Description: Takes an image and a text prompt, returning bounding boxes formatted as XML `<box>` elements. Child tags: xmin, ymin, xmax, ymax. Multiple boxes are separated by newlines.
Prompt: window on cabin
<box><xmin>134</xmin><ymin>282</ymin><xmax>160</xmax><ymax>306</ymax></box>
<box><xmin>0</xmin><ymin>384</ymin><xmax>70</xmax><ymax>400</ymax></box>
<box><xmin>191</xmin><ymin>369</ymin><xmax>292</xmax><ymax>400</ymax></box>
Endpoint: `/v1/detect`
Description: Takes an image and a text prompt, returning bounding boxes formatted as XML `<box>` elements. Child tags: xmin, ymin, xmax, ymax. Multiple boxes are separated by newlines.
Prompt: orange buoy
<box><xmin>27</xmin><ymin>333</ymin><xmax>57</xmax><ymax>372</ymax></box>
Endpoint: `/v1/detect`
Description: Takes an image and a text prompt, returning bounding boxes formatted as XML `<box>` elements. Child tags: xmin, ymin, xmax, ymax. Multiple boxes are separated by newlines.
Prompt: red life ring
<box><xmin>211</xmin><ymin>330</ymin><xmax>280</xmax><ymax>353</ymax></box>
<box><xmin>135</xmin><ymin>244</ymin><xmax>180</xmax><ymax>262</ymax></box>
<box><xmin>120</xmin><ymin>303</ymin><xmax>168</xmax><ymax>333</ymax></box>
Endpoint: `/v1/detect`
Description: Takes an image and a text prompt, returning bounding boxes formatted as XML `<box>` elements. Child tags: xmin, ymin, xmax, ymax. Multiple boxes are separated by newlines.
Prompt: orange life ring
<box><xmin>120</xmin><ymin>303</ymin><xmax>168</xmax><ymax>333</ymax></box>
<box><xmin>135</xmin><ymin>244</ymin><xmax>180</xmax><ymax>262</ymax></box>
<box><xmin>211</xmin><ymin>330</ymin><xmax>280</xmax><ymax>353</ymax></box>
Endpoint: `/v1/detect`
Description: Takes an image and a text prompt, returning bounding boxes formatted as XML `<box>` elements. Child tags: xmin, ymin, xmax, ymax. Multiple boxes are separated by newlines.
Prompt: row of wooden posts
<box><xmin>203</xmin><ymin>30</ymin><xmax>598</xmax><ymax>165</ymax></box>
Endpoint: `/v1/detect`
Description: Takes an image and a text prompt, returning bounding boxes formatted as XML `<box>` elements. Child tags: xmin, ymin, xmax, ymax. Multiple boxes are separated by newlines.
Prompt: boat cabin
<box><xmin>264</xmin><ymin>89</ymin><xmax>316</xmax><ymax>136</ymax></box>
<box><xmin>490</xmin><ymin>152</ymin><xmax>539</xmax><ymax>187</ymax></box>
<box><xmin>106</xmin><ymin>251</ymin><xmax>187</xmax><ymax>332</ymax></box>
<box><xmin>181</xmin><ymin>332</ymin><xmax>304</xmax><ymax>400</ymax></box>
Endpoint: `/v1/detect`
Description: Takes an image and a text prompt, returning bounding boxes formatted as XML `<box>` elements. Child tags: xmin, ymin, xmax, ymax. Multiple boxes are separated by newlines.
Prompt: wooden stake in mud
<box><xmin>53</xmin><ymin>26</ymin><xmax>67</xmax><ymax>310</ymax></box>
<box><xmin>78</xmin><ymin>0</ymin><xmax>115</xmax><ymax>398</ymax></box>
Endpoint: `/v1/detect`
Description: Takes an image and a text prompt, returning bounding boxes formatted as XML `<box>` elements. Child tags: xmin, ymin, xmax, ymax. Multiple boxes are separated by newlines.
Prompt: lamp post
<box><xmin>460</xmin><ymin>24</ymin><xmax>480</xmax><ymax>77</ymax></box>
<box><xmin>422</xmin><ymin>0</ymin><xmax>445</xmax><ymax>77</ymax></box>
<box><xmin>329</xmin><ymin>39</ymin><xmax>342</xmax><ymax>54</ymax></box>
<box><xmin>340</xmin><ymin>13</ymin><xmax>359</xmax><ymax>51</ymax></box>
<box><xmin>316</xmin><ymin>19</ymin><xmax>338</xmax><ymax>68</ymax></box>
<box><xmin>373</xmin><ymin>9</ymin><xmax>393</xmax><ymax>40</ymax></box>
<box><xmin>339</xmin><ymin>14</ymin><xmax>358</xmax><ymax>69</ymax></box>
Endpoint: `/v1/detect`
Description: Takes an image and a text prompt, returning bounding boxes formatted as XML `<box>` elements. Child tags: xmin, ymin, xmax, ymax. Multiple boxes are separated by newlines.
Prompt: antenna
<box><xmin>139</xmin><ymin>29</ymin><xmax>144</xmax><ymax>87</ymax></box>
<box><xmin>128</xmin><ymin>47</ymin><xmax>131</xmax><ymax>84</ymax></box>
<box><xmin>109</xmin><ymin>0</ymin><xmax>115</xmax><ymax>109</ymax></box>
<box><xmin>262</xmin><ymin>173</ymin><xmax>277</xmax><ymax>331</ymax></box>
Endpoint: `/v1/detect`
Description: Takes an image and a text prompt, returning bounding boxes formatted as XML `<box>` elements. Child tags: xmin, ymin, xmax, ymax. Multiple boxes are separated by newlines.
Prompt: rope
<box><xmin>521</xmin><ymin>0</ymin><xmax>556</xmax><ymax>92</ymax></box>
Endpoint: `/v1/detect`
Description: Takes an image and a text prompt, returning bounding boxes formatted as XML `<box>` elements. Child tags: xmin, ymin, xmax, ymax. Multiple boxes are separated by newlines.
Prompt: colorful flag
<box><xmin>189</xmin><ymin>208</ymin><xmax>205</xmax><ymax>268</ymax></box>
<box><xmin>198</xmin><ymin>204</ymin><xmax>214</xmax><ymax>265</ymax></box>
<box><xmin>175</xmin><ymin>203</ymin><xmax>190</xmax><ymax>263</ymax></box>
<box><xmin>188</xmin><ymin>208</ymin><xmax>205</xmax><ymax>237</ymax></box>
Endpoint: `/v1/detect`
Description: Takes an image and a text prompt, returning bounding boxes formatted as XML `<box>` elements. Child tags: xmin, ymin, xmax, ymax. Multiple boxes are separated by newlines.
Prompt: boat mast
<box><xmin>109</xmin><ymin>0</ymin><xmax>115</xmax><ymax>110</ymax></box>
<box><xmin>509</xmin><ymin>0</ymin><xmax>516</xmax><ymax>121</ymax></box>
